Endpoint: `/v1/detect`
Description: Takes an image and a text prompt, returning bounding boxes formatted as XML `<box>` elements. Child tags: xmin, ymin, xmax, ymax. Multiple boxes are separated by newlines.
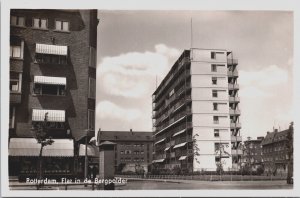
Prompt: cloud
<box><xmin>97</xmin><ymin>100</ymin><xmax>142</xmax><ymax>122</ymax></box>
<box><xmin>98</xmin><ymin>44</ymin><xmax>180</xmax><ymax>98</ymax></box>
<box><xmin>239</xmin><ymin>86</ymin><xmax>271</xmax><ymax>98</ymax></box>
<box><xmin>239</xmin><ymin>65</ymin><xmax>288</xmax><ymax>88</ymax></box>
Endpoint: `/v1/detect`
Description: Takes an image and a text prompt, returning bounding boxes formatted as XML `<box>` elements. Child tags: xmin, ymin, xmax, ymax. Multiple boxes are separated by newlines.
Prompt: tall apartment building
<box><xmin>8</xmin><ymin>9</ymin><xmax>98</xmax><ymax>179</ymax></box>
<box><xmin>97</xmin><ymin>130</ymin><xmax>153</xmax><ymax>173</ymax></box>
<box><xmin>152</xmin><ymin>48</ymin><xmax>242</xmax><ymax>172</ymax></box>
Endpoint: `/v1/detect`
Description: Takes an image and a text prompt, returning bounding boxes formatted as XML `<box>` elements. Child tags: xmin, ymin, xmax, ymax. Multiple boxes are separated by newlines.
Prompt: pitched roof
<box><xmin>261</xmin><ymin>129</ymin><xmax>289</xmax><ymax>145</ymax></box>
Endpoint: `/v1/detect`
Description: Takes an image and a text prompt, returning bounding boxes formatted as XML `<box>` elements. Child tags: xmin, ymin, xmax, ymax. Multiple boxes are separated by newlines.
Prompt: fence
<box><xmin>116</xmin><ymin>173</ymin><xmax>287</xmax><ymax>181</ymax></box>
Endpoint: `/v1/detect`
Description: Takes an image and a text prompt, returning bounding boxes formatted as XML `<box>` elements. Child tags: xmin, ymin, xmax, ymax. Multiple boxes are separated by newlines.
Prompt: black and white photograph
<box><xmin>1</xmin><ymin>0</ymin><xmax>299</xmax><ymax>197</ymax></box>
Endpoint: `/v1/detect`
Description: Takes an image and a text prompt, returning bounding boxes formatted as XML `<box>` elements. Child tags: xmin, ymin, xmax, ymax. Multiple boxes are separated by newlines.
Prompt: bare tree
<box><xmin>31</xmin><ymin>113</ymin><xmax>54</xmax><ymax>189</ymax></box>
<box><xmin>215</xmin><ymin>141</ymin><xmax>231</xmax><ymax>180</ymax></box>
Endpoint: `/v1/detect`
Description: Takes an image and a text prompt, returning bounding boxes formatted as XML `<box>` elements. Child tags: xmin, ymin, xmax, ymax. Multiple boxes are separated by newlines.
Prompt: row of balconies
<box><xmin>153</xmin><ymin>57</ymin><xmax>190</xmax><ymax>102</ymax></box>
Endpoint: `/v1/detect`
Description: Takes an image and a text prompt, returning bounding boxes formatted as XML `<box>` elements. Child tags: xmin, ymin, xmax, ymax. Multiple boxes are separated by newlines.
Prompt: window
<box><xmin>212</xmin><ymin>90</ymin><xmax>218</xmax><ymax>97</ymax></box>
<box><xmin>88</xmin><ymin>109</ymin><xmax>95</xmax><ymax>130</ymax></box>
<box><xmin>10</xmin><ymin>46</ymin><xmax>21</xmax><ymax>58</ymax></box>
<box><xmin>9</xmin><ymin>106</ymin><xmax>16</xmax><ymax>129</ymax></box>
<box><xmin>213</xmin><ymin>116</ymin><xmax>219</xmax><ymax>124</ymax></box>
<box><xmin>11</xmin><ymin>16</ymin><xmax>25</xmax><ymax>26</ymax></box>
<box><xmin>213</xmin><ymin>103</ymin><xmax>218</xmax><ymax>111</ymax></box>
<box><xmin>10</xmin><ymin>72</ymin><xmax>22</xmax><ymax>92</ymax></box>
<box><xmin>89</xmin><ymin>47</ymin><xmax>96</xmax><ymax>67</ymax></box>
<box><xmin>34</xmin><ymin>84</ymin><xmax>66</xmax><ymax>96</ymax></box>
<box><xmin>215</xmin><ymin>156</ymin><xmax>220</xmax><ymax>163</ymax></box>
<box><xmin>55</xmin><ymin>20</ymin><xmax>69</xmax><ymax>31</ymax></box>
<box><xmin>88</xmin><ymin>78</ymin><xmax>96</xmax><ymax>99</ymax></box>
<box><xmin>120</xmin><ymin>151</ymin><xmax>124</xmax><ymax>155</ymax></box>
<box><xmin>169</xmin><ymin>89</ymin><xmax>175</xmax><ymax>97</ymax></box>
<box><xmin>35</xmin><ymin>54</ymin><xmax>67</xmax><ymax>65</ymax></box>
<box><xmin>33</xmin><ymin>18</ymin><xmax>47</xmax><ymax>29</ymax></box>
<box><xmin>211</xmin><ymin>64</ymin><xmax>217</xmax><ymax>72</ymax></box>
<box><xmin>214</xmin><ymin>129</ymin><xmax>220</xmax><ymax>137</ymax></box>
<box><xmin>211</xmin><ymin>52</ymin><xmax>216</xmax><ymax>59</ymax></box>
<box><xmin>212</xmin><ymin>77</ymin><xmax>217</xmax><ymax>85</ymax></box>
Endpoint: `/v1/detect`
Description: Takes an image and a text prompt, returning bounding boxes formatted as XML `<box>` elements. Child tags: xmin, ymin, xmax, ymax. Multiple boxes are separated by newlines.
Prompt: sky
<box><xmin>96</xmin><ymin>10</ymin><xmax>293</xmax><ymax>140</ymax></box>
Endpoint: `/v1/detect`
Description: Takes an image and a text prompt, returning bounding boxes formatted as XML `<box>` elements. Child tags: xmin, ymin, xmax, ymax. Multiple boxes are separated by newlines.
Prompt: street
<box><xmin>9</xmin><ymin>179</ymin><xmax>292</xmax><ymax>190</ymax></box>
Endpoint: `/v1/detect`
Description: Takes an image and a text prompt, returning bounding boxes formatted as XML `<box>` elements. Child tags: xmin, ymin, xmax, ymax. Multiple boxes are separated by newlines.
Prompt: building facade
<box><xmin>152</xmin><ymin>48</ymin><xmax>242</xmax><ymax>172</ymax></box>
<box><xmin>8</xmin><ymin>9</ymin><xmax>98</xmax><ymax>179</ymax></box>
<box><xmin>261</xmin><ymin>129</ymin><xmax>290</xmax><ymax>175</ymax></box>
<box><xmin>241</xmin><ymin>137</ymin><xmax>264</xmax><ymax>171</ymax></box>
<box><xmin>97</xmin><ymin>130</ymin><xmax>153</xmax><ymax>173</ymax></box>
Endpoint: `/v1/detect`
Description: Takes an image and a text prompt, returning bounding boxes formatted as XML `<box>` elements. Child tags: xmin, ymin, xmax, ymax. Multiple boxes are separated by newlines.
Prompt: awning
<box><xmin>178</xmin><ymin>156</ymin><xmax>187</xmax><ymax>161</ymax></box>
<box><xmin>172</xmin><ymin>129</ymin><xmax>186</xmax><ymax>137</ymax></box>
<box><xmin>34</xmin><ymin>76</ymin><xmax>66</xmax><ymax>86</ymax></box>
<box><xmin>164</xmin><ymin>147</ymin><xmax>170</xmax><ymax>151</ymax></box>
<box><xmin>154</xmin><ymin>138</ymin><xmax>166</xmax><ymax>145</ymax></box>
<box><xmin>9</xmin><ymin>138</ymin><xmax>73</xmax><ymax>157</ymax></box>
<box><xmin>152</xmin><ymin>159</ymin><xmax>165</xmax><ymax>163</ymax></box>
<box><xmin>79</xmin><ymin>144</ymin><xmax>99</xmax><ymax>157</ymax></box>
<box><xmin>32</xmin><ymin>109</ymin><xmax>65</xmax><ymax>122</ymax></box>
<box><xmin>36</xmin><ymin>43</ymin><xmax>68</xmax><ymax>56</ymax></box>
<box><xmin>173</xmin><ymin>142</ymin><xmax>187</xmax><ymax>149</ymax></box>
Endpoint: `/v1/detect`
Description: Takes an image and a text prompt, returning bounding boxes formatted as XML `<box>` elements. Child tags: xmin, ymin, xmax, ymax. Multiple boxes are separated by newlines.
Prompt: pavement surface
<box><xmin>9</xmin><ymin>179</ymin><xmax>292</xmax><ymax>190</ymax></box>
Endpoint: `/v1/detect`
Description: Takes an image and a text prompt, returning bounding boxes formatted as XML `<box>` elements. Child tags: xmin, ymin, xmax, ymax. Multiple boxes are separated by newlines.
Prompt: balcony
<box><xmin>227</xmin><ymin>58</ymin><xmax>238</xmax><ymax>65</ymax></box>
<box><xmin>230</xmin><ymin>122</ymin><xmax>242</xmax><ymax>129</ymax></box>
<box><xmin>227</xmin><ymin>70</ymin><xmax>239</xmax><ymax>77</ymax></box>
<box><xmin>228</xmin><ymin>84</ymin><xmax>239</xmax><ymax>90</ymax></box>
<box><xmin>231</xmin><ymin>149</ymin><xmax>243</xmax><ymax>155</ymax></box>
<box><xmin>10</xmin><ymin>92</ymin><xmax>22</xmax><ymax>104</ymax></box>
<box><xmin>229</xmin><ymin>109</ymin><xmax>241</xmax><ymax>115</ymax></box>
<box><xmin>231</xmin><ymin>135</ymin><xmax>242</xmax><ymax>142</ymax></box>
<box><xmin>229</xmin><ymin>96</ymin><xmax>240</xmax><ymax>103</ymax></box>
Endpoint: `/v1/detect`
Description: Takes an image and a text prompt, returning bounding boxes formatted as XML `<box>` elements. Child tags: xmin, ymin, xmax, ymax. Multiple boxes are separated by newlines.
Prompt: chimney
<box><xmin>130</xmin><ymin>129</ymin><xmax>133</xmax><ymax>135</ymax></box>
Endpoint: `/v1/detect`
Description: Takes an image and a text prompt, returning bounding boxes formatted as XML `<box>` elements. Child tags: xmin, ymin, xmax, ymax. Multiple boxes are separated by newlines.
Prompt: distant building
<box><xmin>8</xmin><ymin>9</ymin><xmax>98</xmax><ymax>179</ymax></box>
<box><xmin>97</xmin><ymin>130</ymin><xmax>153</xmax><ymax>173</ymax></box>
<box><xmin>152</xmin><ymin>48</ymin><xmax>242</xmax><ymax>172</ymax></box>
<box><xmin>261</xmin><ymin>129</ymin><xmax>290</xmax><ymax>175</ymax></box>
<box><xmin>241</xmin><ymin>137</ymin><xmax>264</xmax><ymax>171</ymax></box>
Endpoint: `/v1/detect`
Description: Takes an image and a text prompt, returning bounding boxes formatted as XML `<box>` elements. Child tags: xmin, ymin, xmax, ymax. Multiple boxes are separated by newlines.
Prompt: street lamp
<box><xmin>84</xmin><ymin>129</ymin><xmax>89</xmax><ymax>182</ymax></box>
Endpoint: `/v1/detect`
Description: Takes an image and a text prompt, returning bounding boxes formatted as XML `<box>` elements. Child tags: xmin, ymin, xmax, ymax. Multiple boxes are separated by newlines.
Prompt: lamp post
<box><xmin>84</xmin><ymin>129</ymin><xmax>89</xmax><ymax>184</ymax></box>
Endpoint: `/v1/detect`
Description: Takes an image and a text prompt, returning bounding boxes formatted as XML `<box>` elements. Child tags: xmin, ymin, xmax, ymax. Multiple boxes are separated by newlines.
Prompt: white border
<box><xmin>1</xmin><ymin>0</ymin><xmax>299</xmax><ymax>197</ymax></box>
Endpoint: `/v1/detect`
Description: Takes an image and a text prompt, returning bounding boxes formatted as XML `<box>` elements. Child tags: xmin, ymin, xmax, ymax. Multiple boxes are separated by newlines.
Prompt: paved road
<box><xmin>9</xmin><ymin>179</ymin><xmax>292</xmax><ymax>190</ymax></box>
<box><xmin>116</xmin><ymin>180</ymin><xmax>293</xmax><ymax>190</ymax></box>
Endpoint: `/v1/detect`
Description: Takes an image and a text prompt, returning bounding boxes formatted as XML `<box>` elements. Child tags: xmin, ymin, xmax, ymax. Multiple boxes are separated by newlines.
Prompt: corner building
<box><xmin>152</xmin><ymin>48</ymin><xmax>242</xmax><ymax>172</ymax></box>
<box><xmin>8</xmin><ymin>9</ymin><xmax>98</xmax><ymax>179</ymax></box>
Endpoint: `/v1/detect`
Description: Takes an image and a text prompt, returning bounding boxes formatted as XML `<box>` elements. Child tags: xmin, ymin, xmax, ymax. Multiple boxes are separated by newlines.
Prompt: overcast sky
<box><xmin>95</xmin><ymin>10</ymin><xmax>293</xmax><ymax>140</ymax></box>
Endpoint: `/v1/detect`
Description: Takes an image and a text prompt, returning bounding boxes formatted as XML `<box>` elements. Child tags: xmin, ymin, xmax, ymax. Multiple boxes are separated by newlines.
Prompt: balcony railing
<box><xmin>227</xmin><ymin>58</ymin><xmax>238</xmax><ymax>65</ymax></box>
<box><xmin>230</xmin><ymin>122</ymin><xmax>242</xmax><ymax>129</ymax></box>
<box><xmin>229</xmin><ymin>96</ymin><xmax>240</xmax><ymax>102</ymax></box>
<box><xmin>227</xmin><ymin>70</ymin><xmax>239</xmax><ymax>77</ymax></box>
<box><xmin>228</xmin><ymin>84</ymin><xmax>239</xmax><ymax>90</ymax></box>
<box><xmin>231</xmin><ymin>135</ymin><xmax>242</xmax><ymax>142</ymax></box>
<box><xmin>231</xmin><ymin>149</ymin><xmax>243</xmax><ymax>155</ymax></box>
<box><xmin>229</xmin><ymin>109</ymin><xmax>241</xmax><ymax>115</ymax></box>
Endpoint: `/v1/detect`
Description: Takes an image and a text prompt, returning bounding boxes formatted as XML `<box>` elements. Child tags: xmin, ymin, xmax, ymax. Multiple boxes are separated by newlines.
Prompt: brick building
<box><xmin>97</xmin><ymin>130</ymin><xmax>153</xmax><ymax>173</ymax></box>
<box><xmin>152</xmin><ymin>48</ymin><xmax>242</xmax><ymax>172</ymax></box>
<box><xmin>8</xmin><ymin>9</ymin><xmax>98</xmax><ymax>179</ymax></box>
<box><xmin>261</xmin><ymin>129</ymin><xmax>291</xmax><ymax>175</ymax></box>
<box><xmin>241</xmin><ymin>137</ymin><xmax>264</xmax><ymax>171</ymax></box>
